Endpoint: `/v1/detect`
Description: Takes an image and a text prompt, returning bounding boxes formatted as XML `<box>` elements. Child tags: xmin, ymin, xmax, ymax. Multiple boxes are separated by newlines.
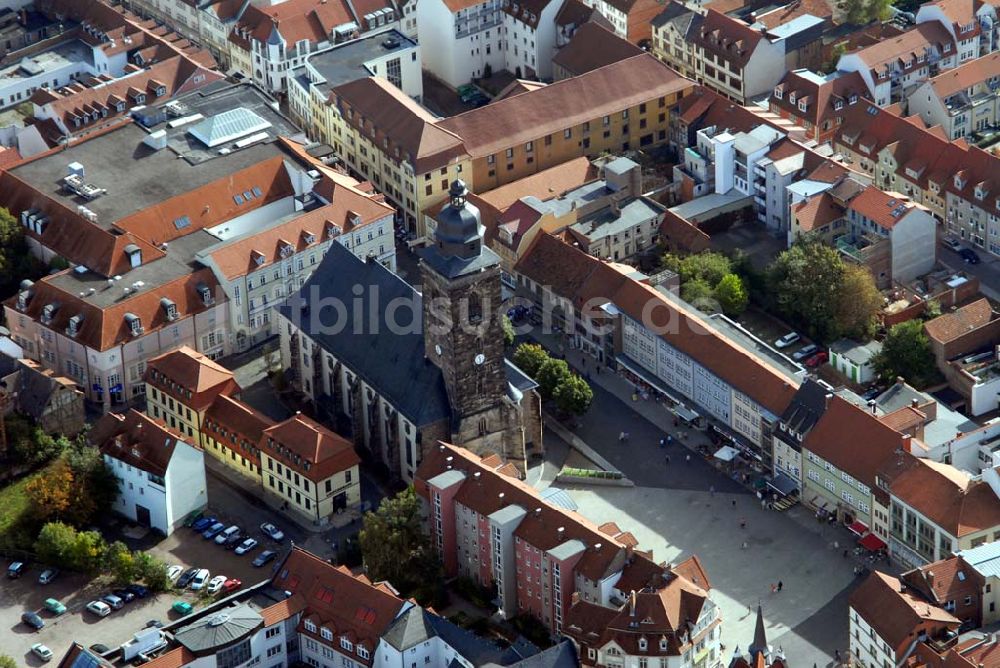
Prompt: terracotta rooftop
<box><xmin>924</xmin><ymin>298</ymin><xmax>995</xmax><ymax>344</ymax></box>
<box><xmin>203</xmin><ymin>394</ymin><xmax>274</xmax><ymax>448</ymax></box>
<box><xmin>552</xmin><ymin>22</ymin><xmax>643</xmax><ymax>77</ymax></box>
<box><xmin>846</xmin><ymin>185</ymin><xmax>917</xmax><ymax>230</ymax></box>
<box><xmin>91</xmin><ymin>409</ymin><xmax>191</xmax><ymax>476</ymax></box>
<box><xmin>900</xmin><ymin>555</ymin><xmax>983</xmax><ymax>606</ymax></box>
<box><xmin>262</xmin><ymin>414</ymin><xmax>361</xmax><ymax>482</ymax></box>
<box><xmin>690</xmin><ymin>9</ymin><xmax>768</xmax><ymax>68</ymax></box>
<box><xmin>929</xmin><ymin>51</ymin><xmax>1000</xmax><ymax>99</ymax></box>
<box><xmin>891</xmin><ymin>457</ymin><xmax>1000</xmax><ymax>538</ymax></box>
<box><xmin>437</xmin><ymin>54</ymin><xmax>692</xmax><ymax>158</ymax></box>
<box><xmin>848</xmin><ymin>22</ymin><xmax>955</xmax><ymax>74</ymax></box>
<box><xmin>792</xmin><ymin>192</ymin><xmax>844</xmax><ymax>232</ymax></box>
<box><xmin>145</xmin><ymin>346</ymin><xmax>239</xmax><ymax>412</ymax></box>
<box><xmin>770</xmin><ymin>69</ymin><xmax>867</xmax><ymax>132</ymax></box>
<box><xmin>849</xmin><ymin>571</ymin><xmax>960</xmax><ymax>652</ymax></box>
<box><xmin>477</xmin><ymin>156</ymin><xmax>599</xmax><ymax>212</ymax></box>
<box><xmin>232</xmin><ymin>0</ymin><xmax>360</xmax><ymax>48</ymax></box>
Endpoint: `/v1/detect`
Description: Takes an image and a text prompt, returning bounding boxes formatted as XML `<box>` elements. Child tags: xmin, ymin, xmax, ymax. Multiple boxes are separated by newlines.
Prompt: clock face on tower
<box><xmin>474</xmin><ymin>353</ymin><xmax>485</xmax><ymax>366</ymax></box>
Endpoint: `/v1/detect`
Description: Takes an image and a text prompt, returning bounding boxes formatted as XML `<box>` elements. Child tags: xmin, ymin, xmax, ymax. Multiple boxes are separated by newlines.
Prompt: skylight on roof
<box><xmin>173</xmin><ymin>215</ymin><xmax>191</xmax><ymax>230</ymax></box>
<box><xmin>234</xmin><ymin>194</ymin><xmax>244</xmax><ymax>205</ymax></box>
<box><xmin>187</xmin><ymin>107</ymin><xmax>272</xmax><ymax>148</ymax></box>
<box><xmin>252</xmin><ymin>186</ymin><xmax>263</xmax><ymax>198</ymax></box>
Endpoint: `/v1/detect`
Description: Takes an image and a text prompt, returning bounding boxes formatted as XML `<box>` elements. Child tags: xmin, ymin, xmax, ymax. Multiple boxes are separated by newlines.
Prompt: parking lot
<box><xmin>0</xmin><ymin>500</ymin><xmax>291</xmax><ymax>664</ymax></box>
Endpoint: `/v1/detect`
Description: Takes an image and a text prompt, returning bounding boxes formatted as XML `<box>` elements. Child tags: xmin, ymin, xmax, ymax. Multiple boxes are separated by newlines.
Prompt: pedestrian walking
<box><xmin>667</xmin><ymin>435</ymin><xmax>673</xmax><ymax>445</ymax></box>
<box><xmin>777</xmin><ymin>581</ymin><xmax>783</xmax><ymax>592</ymax></box>
<box><xmin>685</xmin><ymin>454</ymin><xmax>691</xmax><ymax>464</ymax></box>
<box><xmin>740</xmin><ymin>518</ymin><xmax>747</xmax><ymax>530</ymax></box>
<box><xmin>665</xmin><ymin>455</ymin><xmax>671</xmax><ymax>465</ymax></box>
<box><xmin>659</xmin><ymin>438</ymin><xmax>665</xmax><ymax>448</ymax></box>
<box><xmin>770</xmin><ymin>583</ymin><xmax>777</xmax><ymax>594</ymax></box>
<box><xmin>741</xmin><ymin>541</ymin><xmax>749</xmax><ymax>550</ymax></box>
<box><xmin>732</xmin><ymin>499</ymin><xmax>737</xmax><ymax>508</ymax></box>
<box><xmin>619</xmin><ymin>431</ymin><xmax>625</xmax><ymax>442</ymax></box>
<box><xmin>843</xmin><ymin>549</ymin><xmax>849</xmax><ymax>559</ymax></box>
<box><xmin>835</xmin><ymin>650</ymin><xmax>841</xmax><ymax>663</ymax></box>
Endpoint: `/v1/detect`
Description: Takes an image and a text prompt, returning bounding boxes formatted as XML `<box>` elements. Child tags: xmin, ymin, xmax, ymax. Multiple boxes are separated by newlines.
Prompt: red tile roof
<box><xmin>891</xmin><ymin>457</ymin><xmax>1000</xmax><ymax>537</ymax></box>
<box><xmin>850</xmin><ymin>571</ymin><xmax>959</xmax><ymax>652</ymax></box>
<box><xmin>690</xmin><ymin>9</ymin><xmax>768</xmax><ymax>69</ymax></box>
<box><xmin>273</xmin><ymin>547</ymin><xmax>405</xmax><ymax>663</ymax></box>
<box><xmin>929</xmin><ymin>52</ymin><xmax>1000</xmax><ymax>99</ymax></box>
<box><xmin>262</xmin><ymin>414</ymin><xmax>360</xmax><ymax>482</ymax></box>
<box><xmin>202</xmin><ymin>394</ymin><xmax>274</xmax><ymax>462</ymax></box>
<box><xmin>791</xmin><ymin>192</ymin><xmax>844</xmax><ymax>232</ymax></box>
<box><xmin>846</xmin><ymin>185</ymin><xmax>917</xmax><ymax>230</ymax></box>
<box><xmin>477</xmin><ymin>157</ymin><xmax>599</xmax><ymax>212</ymax></box>
<box><xmin>146</xmin><ymin>346</ymin><xmax>239</xmax><ymax>412</ymax></box>
<box><xmin>848</xmin><ymin>23</ymin><xmax>955</xmax><ymax>77</ymax></box>
<box><xmin>91</xmin><ymin>409</ymin><xmax>192</xmax><ymax>476</ymax></box>
<box><xmin>924</xmin><ymin>298</ymin><xmax>995</xmax><ymax>344</ymax></box>
<box><xmin>552</xmin><ymin>22</ymin><xmax>644</xmax><ymax>77</ymax></box>
<box><xmin>233</xmin><ymin>0</ymin><xmax>356</xmax><ymax>48</ymax></box>
<box><xmin>769</xmin><ymin>70</ymin><xmax>867</xmax><ymax>133</ymax></box>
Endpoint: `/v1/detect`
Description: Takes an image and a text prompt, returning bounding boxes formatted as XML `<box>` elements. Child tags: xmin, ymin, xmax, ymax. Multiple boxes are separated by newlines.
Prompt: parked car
<box><xmin>191</xmin><ymin>516</ymin><xmax>217</xmax><ymax>532</ymax></box>
<box><xmin>166</xmin><ymin>565</ymin><xmax>184</xmax><ymax>583</ymax></box>
<box><xmin>37</xmin><ymin>568</ymin><xmax>59</xmax><ymax>585</ymax></box>
<box><xmin>774</xmin><ymin>332</ymin><xmax>801</xmax><ymax>349</ymax></box>
<box><xmin>126</xmin><ymin>583</ymin><xmax>150</xmax><ymax>598</ymax></box>
<box><xmin>102</xmin><ymin>594</ymin><xmax>124</xmax><ymax>610</ymax></box>
<box><xmin>961</xmin><ymin>248</ymin><xmax>981</xmax><ymax>264</ymax></box>
<box><xmin>252</xmin><ymin>550</ymin><xmax>278</xmax><ymax>567</ymax></box>
<box><xmin>85</xmin><ymin>600</ymin><xmax>112</xmax><ymax>617</ymax></box>
<box><xmin>112</xmin><ymin>588</ymin><xmax>136</xmax><ymax>604</ymax></box>
<box><xmin>177</xmin><ymin>568</ymin><xmax>199</xmax><ymax>588</ymax></box>
<box><xmin>190</xmin><ymin>568</ymin><xmax>211</xmax><ymax>590</ymax></box>
<box><xmin>215</xmin><ymin>525</ymin><xmax>240</xmax><ymax>545</ymax></box>
<box><xmin>172</xmin><ymin>601</ymin><xmax>193</xmax><ymax>616</ymax></box>
<box><xmin>792</xmin><ymin>344</ymin><xmax>819</xmax><ymax>362</ymax></box>
<box><xmin>206</xmin><ymin>575</ymin><xmax>227</xmax><ymax>594</ymax></box>
<box><xmin>146</xmin><ymin>619</ymin><xmax>164</xmax><ymax>628</ymax></box>
<box><xmin>943</xmin><ymin>237</ymin><xmax>963</xmax><ymax>252</ymax></box>
<box><xmin>31</xmin><ymin>643</ymin><xmax>53</xmax><ymax>662</ymax></box>
<box><xmin>89</xmin><ymin>644</ymin><xmax>110</xmax><ymax>655</ymax></box>
<box><xmin>202</xmin><ymin>522</ymin><xmax>226</xmax><ymax>539</ymax></box>
<box><xmin>8</xmin><ymin>561</ymin><xmax>26</xmax><ymax>578</ymax></box>
<box><xmin>43</xmin><ymin>598</ymin><xmax>66</xmax><ymax>615</ymax></box>
<box><xmin>21</xmin><ymin>611</ymin><xmax>44</xmax><ymax>630</ymax></box>
<box><xmin>234</xmin><ymin>538</ymin><xmax>258</xmax><ymax>555</ymax></box>
<box><xmin>260</xmin><ymin>523</ymin><xmax>284</xmax><ymax>542</ymax></box>
<box><xmin>222</xmin><ymin>578</ymin><xmax>242</xmax><ymax>594</ymax></box>
<box><xmin>806</xmin><ymin>351</ymin><xmax>829</xmax><ymax>368</ymax></box>
<box><xmin>183</xmin><ymin>510</ymin><xmax>204</xmax><ymax>528</ymax></box>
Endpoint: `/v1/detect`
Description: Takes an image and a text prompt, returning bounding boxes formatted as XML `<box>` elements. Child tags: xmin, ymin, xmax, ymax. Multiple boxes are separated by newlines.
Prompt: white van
<box><xmin>214</xmin><ymin>525</ymin><xmax>240</xmax><ymax>545</ymax></box>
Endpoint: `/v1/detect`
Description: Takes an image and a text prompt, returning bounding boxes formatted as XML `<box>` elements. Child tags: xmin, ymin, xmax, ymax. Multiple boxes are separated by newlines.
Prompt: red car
<box><xmin>222</xmin><ymin>578</ymin><xmax>242</xmax><ymax>594</ymax></box>
<box><xmin>806</xmin><ymin>351</ymin><xmax>828</xmax><ymax>368</ymax></box>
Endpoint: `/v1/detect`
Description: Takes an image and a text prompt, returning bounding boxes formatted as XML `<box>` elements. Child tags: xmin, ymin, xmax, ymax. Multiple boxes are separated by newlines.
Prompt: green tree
<box><xmin>34</xmin><ymin>521</ymin><xmax>78</xmax><ymax>565</ymax></box>
<box><xmin>64</xmin><ymin>440</ymin><xmax>119</xmax><ymax>526</ymax></box>
<box><xmin>0</xmin><ymin>206</ymin><xmax>45</xmax><ymax>298</ymax></box>
<box><xmin>359</xmin><ymin>488</ymin><xmax>444</xmax><ymax>605</ymax></box>
<box><xmin>663</xmin><ymin>251</ymin><xmax>733</xmax><ymax>287</ymax></box>
<box><xmin>833</xmin><ymin>264</ymin><xmax>883</xmax><ymax>339</ymax></box>
<box><xmin>874</xmin><ymin>320</ymin><xmax>938</xmax><ymax>388</ymax></box>
<box><xmin>106</xmin><ymin>541</ymin><xmax>137</xmax><ymax>584</ymax></box>
<box><xmin>0</xmin><ymin>654</ymin><xmax>18</xmax><ymax>668</ymax></box>
<box><xmin>843</xmin><ymin>0</ymin><xmax>869</xmax><ymax>24</ymax></box>
<box><xmin>134</xmin><ymin>551</ymin><xmax>170</xmax><ymax>592</ymax></box>
<box><xmin>33</xmin><ymin>522</ymin><xmax>106</xmax><ymax>573</ymax></box>
<box><xmin>924</xmin><ymin>298</ymin><xmax>942</xmax><ymax>320</ymax></box>
<box><xmin>536</xmin><ymin>358</ymin><xmax>572</xmax><ymax>398</ymax></box>
<box><xmin>553</xmin><ymin>374</ymin><xmax>594</xmax><ymax>415</ymax></box>
<box><xmin>715</xmin><ymin>273</ymin><xmax>749</xmax><ymax>316</ymax></box>
<box><xmin>767</xmin><ymin>241</ymin><xmax>847</xmax><ymax>342</ymax></box>
<box><xmin>502</xmin><ymin>314</ymin><xmax>515</xmax><ymax>347</ymax></box>
<box><xmin>680</xmin><ymin>278</ymin><xmax>716</xmax><ymax>311</ymax></box>
<box><xmin>66</xmin><ymin>529</ymin><xmax>107</xmax><ymax>574</ymax></box>
<box><xmin>512</xmin><ymin>343</ymin><xmax>550</xmax><ymax>378</ymax></box>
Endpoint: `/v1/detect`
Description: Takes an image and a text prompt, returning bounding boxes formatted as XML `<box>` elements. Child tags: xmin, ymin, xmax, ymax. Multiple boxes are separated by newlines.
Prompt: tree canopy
<box><xmin>553</xmin><ymin>374</ymin><xmax>594</xmax><ymax>415</ymax></box>
<box><xmin>512</xmin><ymin>343</ymin><xmax>549</xmax><ymax>378</ymax></box>
<box><xmin>874</xmin><ymin>320</ymin><xmax>938</xmax><ymax>388</ymax></box>
<box><xmin>664</xmin><ymin>251</ymin><xmax>749</xmax><ymax>316</ymax></box>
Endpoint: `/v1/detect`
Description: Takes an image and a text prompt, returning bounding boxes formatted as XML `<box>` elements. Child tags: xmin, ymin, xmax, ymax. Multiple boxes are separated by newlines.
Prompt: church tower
<box><xmin>419</xmin><ymin>180</ymin><xmax>508</xmax><ymax>422</ymax></box>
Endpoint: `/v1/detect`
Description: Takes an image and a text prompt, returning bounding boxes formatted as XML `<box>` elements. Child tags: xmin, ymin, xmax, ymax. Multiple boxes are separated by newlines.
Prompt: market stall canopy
<box><xmin>858</xmin><ymin>533</ymin><xmax>887</xmax><ymax>551</ymax></box>
<box><xmin>767</xmin><ymin>472</ymin><xmax>798</xmax><ymax>497</ymax></box>
<box><xmin>714</xmin><ymin>445</ymin><xmax>738</xmax><ymax>462</ymax></box>
<box><xmin>848</xmin><ymin>520</ymin><xmax>869</xmax><ymax>537</ymax></box>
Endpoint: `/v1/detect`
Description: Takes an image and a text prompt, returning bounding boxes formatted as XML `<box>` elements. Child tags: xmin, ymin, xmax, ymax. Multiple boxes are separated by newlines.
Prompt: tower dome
<box><xmin>433</xmin><ymin>180</ymin><xmax>484</xmax><ymax>260</ymax></box>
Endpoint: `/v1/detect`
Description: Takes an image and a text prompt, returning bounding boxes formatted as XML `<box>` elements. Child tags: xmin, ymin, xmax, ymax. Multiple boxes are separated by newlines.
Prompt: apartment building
<box><xmin>228</xmin><ymin>0</ymin><xmax>400</xmax><ymax>93</ymax></box>
<box><xmin>849</xmin><ymin>571</ymin><xmax>961</xmax><ymax>668</ymax></box>
<box><xmin>923</xmin><ymin>299</ymin><xmax>1000</xmax><ymax>416</ymax></box>
<box><xmin>769</xmin><ymin>69</ymin><xmax>868</xmax><ymax>145</ymax></box>
<box><xmin>93</xmin><ymin>409</ymin><xmax>207</xmax><ymax>536</ymax></box>
<box><xmin>908</xmin><ymin>52</ymin><xmax>1000</xmax><ymax>140</ymax></box>
<box><xmin>260</xmin><ymin>414</ymin><xmax>361</xmax><ymax>522</ymax></box>
<box><xmin>832</xmin><ymin>101</ymin><xmax>1000</xmax><ymax>257</ymax></box>
<box><xmin>790</xmin><ymin>182</ymin><xmax>937</xmax><ymax>288</ymax></box>
<box><xmin>836</xmin><ymin>23</ymin><xmax>959</xmax><ymax>107</ymax></box>
<box><xmin>201</xmin><ymin>394</ymin><xmax>272</xmax><ymax>481</ymax></box>
<box><xmin>916</xmin><ymin>0</ymin><xmax>998</xmax><ymax>63</ymax></box>
<box><xmin>586</xmin><ymin>0</ymin><xmax>664</xmax><ymax>44</ymax></box>
<box><xmin>551</xmin><ymin>21</ymin><xmax>642</xmax><ymax>80</ymax></box>
<box><xmin>416</xmin><ymin>0</ymin><xmax>504</xmax><ymax>86</ymax></box>
<box><xmin>143</xmin><ymin>346</ymin><xmax>238</xmax><ymax>442</ymax></box>
<box><xmin>800</xmin><ymin>394</ymin><xmax>910</xmax><ymax>529</ymax></box>
<box><xmin>771</xmin><ymin>378</ymin><xmax>832</xmax><ymax>498</ymax></box>
<box><xmin>418</xmin><ymin>442</ymin><xmax>716</xmax><ymax>639</ymax></box>
<box><xmin>436</xmin><ymin>54</ymin><xmax>692</xmax><ymax>191</ymax></box>
<box><xmin>565</xmin><ymin>565</ymin><xmax>722</xmax><ymax>668</ymax></box>
<box><xmin>889</xmin><ymin>455</ymin><xmax>1000</xmax><ymax>568</ymax></box>
<box><xmin>899</xmin><ymin>556</ymin><xmax>985</xmax><ymax>630</ymax></box>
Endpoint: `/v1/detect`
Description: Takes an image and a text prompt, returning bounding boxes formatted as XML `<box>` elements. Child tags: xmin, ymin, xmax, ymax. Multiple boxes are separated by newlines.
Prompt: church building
<box><xmin>277</xmin><ymin>181</ymin><xmax>543</xmax><ymax>483</ymax></box>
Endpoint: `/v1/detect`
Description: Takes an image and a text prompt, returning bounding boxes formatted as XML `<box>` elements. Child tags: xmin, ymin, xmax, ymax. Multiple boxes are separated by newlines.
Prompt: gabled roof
<box><xmin>437</xmin><ymin>54</ymin><xmax>691</xmax><ymax>158</ymax></box>
<box><xmin>924</xmin><ymin>298</ymin><xmax>995</xmax><ymax>344</ymax></box>
<box><xmin>690</xmin><ymin>9</ymin><xmax>768</xmax><ymax>68</ymax></box>
<box><xmin>770</xmin><ymin>69</ymin><xmax>867</xmax><ymax>132</ymax></box>
<box><xmin>91</xmin><ymin>409</ymin><xmax>190</xmax><ymax>476</ymax></box>
<box><xmin>231</xmin><ymin>0</ymin><xmax>362</xmax><ymax>48</ymax></box>
<box><xmin>146</xmin><ymin>345</ymin><xmax>239</xmax><ymax>412</ymax></box>
<box><xmin>203</xmin><ymin>394</ymin><xmax>274</xmax><ymax>449</ymax></box>
<box><xmin>791</xmin><ymin>192</ymin><xmax>843</xmax><ymax>231</ymax></box>
<box><xmin>262</xmin><ymin>414</ymin><xmax>360</xmax><ymax>482</ymax></box>
<box><xmin>847</xmin><ymin>22</ymin><xmax>955</xmax><ymax>75</ymax></box>
<box><xmin>331</xmin><ymin>77</ymin><xmax>468</xmax><ymax>173</ymax></box>
<box><xmin>552</xmin><ymin>22</ymin><xmax>643</xmax><ymax>77</ymax></box>
<box><xmin>891</xmin><ymin>456</ymin><xmax>1000</xmax><ymax>537</ymax></box>
<box><xmin>801</xmin><ymin>394</ymin><xmax>907</xmax><ymax>488</ymax></box>
<box><xmin>928</xmin><ymin>51</ymin><xmax>1000</xmax><ymax>99</ymax></box>
<box><xmin>273</xmin><ymin>547</ymin><xmax>406</xmax><ymax>663</ymax></box>
<box><xmin>477</xmin><ymin>157</ymin><xmax>599</xmax><ymax>213</ymax></box>
<box><xmin>846</xmin><ymin>185</ymin><xmax>918</xmax><ymax>230</ymax></box>
<box><xmin>900</xmin><ymin>555</ymin><xmax>983</xmax><ymax>605</ymax></box>
<box><xmin>849</xmin><ymin>571</ymin><xmax>959</xmax><ymax>652</ymax></box>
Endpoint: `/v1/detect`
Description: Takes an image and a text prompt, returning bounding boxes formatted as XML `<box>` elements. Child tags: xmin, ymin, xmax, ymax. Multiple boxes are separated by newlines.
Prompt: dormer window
<box><xmin>944</xmin><ymin>43</ymin><xmax>952</xmax><ymax>53</ymax></box>
<box><xmin>303</xmin><ymin>232</ymin><xmax>316</xmax><ymax>245</ymax></box>
<box><xmin>304</xmin><ymin>619</ymin><xmax>317</xmax><ymax>633</ymax></box>
<box><xmin>773</xmin><ymin>87</ymin><xmax>783</xmax><ymax>99</ymax></box>
<box><xmin>16</xmin><ymin>289</ymin><xmax>32</xmax><ymax>311</ymax></box>
<box><xmin>252</xmin><ymin>250</ymin><xmax>266</xmax><ymax>266</ymax></box>
<box><xmin>798</xmin><ymin>100</ymin><xmax>807</xmax><ymax>112</ymax></box>
<box><xmin>155</xmin><ymin>86</ymin><xmax>166</xmax><ymax>96</ymax></box>
<box><xmin>320</xmin><ymin>627</ymin><xmax>333</xmax><ymax>641</ymax></box>
<box><xmin>340</xmin><ymin>637</ymin><xmax>353</xmax><ymax>651</ymax></box>
<box><xmin>41</xmin><ymin>303</ymin><xmax>59</xmax><ymax>324</ymax></box>
<box><xmin>326</xmin><ymin>222</ymin><xmax>340</xmax><ymax>238</ymax></box>
<box><xmin>125</xmin><ymin>313</ymin><xmax>143</xmax><ymax>337</ymax></box>
<box><xmin>849</xmin><ymin>94</ymin><xmax>858</xmax><ymax>104</ymax></box>
<box><xmin>788</xmin><ymin>92</ymin><xmax>796</xmax><ymax>104</ymax></box>
<box><xmin>116</xmin><ymin>101</ymin><xmax>125</xmax><ymax>112</ymax></box>
<box><xmin>955</xmin><ymin>174</ymin><xmax>966</xmax><ymax>189</ymax></box>
<box><xmin>124</xmin><ymin>243</ymin><xmax>142</xmax><ymax>269</ymax></box>
<box><xmin>66</xmin><ymin>314</ymin><xmax>84</xmax><ymax>337</ymax></box>
<box><xmin>638</xmin><ymin>637</ymin><xmax>648</xmax><ymax>652</ymax></box>
<box><xmin>196</xmin><ymin>283</ymin><xmax>214</xmax><ymax>306</ymax></box>
<box><xmin>660</xmin><ymin>637</ymin><xmax>668</xmax><ymax>651</ymax></box>
<box><xmin>834</xmin><ymin>100</ymin><xmax>844</xmax><ymax>110</ymax></box>
<box><xmin>279</xmin><ymin>242</ymin><xmax>294</xmax><ymax>258</ymax></box>
<box><xmin>160</xmin><ymin>297</ymin><xmax>178</xmax><ymax>321</ymax></box>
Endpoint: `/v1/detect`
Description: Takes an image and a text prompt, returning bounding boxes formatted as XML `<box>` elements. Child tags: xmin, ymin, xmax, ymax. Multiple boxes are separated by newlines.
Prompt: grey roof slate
<box><xmin>15</xmin><ymin>366</ymin><xmax>58</xmax><ymax>420</ymax></box>
<box><xmin>174</xmin><ymin>604</ymin><xmax>264</xmax><ymax>652</ymax></box>
<box><xmin>484</xmin><ymin>640</ymin><xmax>578</xmax><ymax>668</ymax></box>
<box><xmin>279</xmin><ymin>242</ymin><xmax>452</xmax><ymax>427</ymax></box>
<box><xmin>383</xmin><ymin>606</ymin><xmax>535</xmax><ymax>665</ymax></box>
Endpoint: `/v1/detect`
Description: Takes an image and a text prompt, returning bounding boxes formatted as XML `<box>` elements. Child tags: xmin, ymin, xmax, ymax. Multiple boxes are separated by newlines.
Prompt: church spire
<box><xmin>749</xmin><ymin>604</ymin><xmax>768</xmax><ymax>659</ymax></box>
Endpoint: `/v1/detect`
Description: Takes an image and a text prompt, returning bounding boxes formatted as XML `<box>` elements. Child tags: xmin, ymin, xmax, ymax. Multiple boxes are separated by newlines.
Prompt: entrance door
<box><xmin>135</xmin><ymin>504</ymin><xmax>151</xmax><ymax>527</ymax></box>
<box><xmin>333</xmin><ymin>492</ymin><xmax>347</xmax><ymax>511</ymax></box>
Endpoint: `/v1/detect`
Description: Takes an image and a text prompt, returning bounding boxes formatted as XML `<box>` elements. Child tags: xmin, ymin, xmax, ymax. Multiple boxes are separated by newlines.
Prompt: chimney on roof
<box><xmin>911</xmin><ymin>398</ymin><xmax>919</xmax><ymax>408</ymax></box>
<box><xmin>825</xmin><ymin>392</ymin><xmax>833</xmax><ymax>409</ymax></box>
<box><xmin>896</xmin><ymin>376</ymin><xmax>905</xmax><ymax>386</ymax></box>
<box><xmin>473</xmin><ymin>471</ymin><xmax>481</xmax><ymax>479</ymax></box>
<box><xmin>902</xmin><ymin>434</ymin><xmax>912</xmax><ymax>452</ymax></box>
<box><xmin>869</xmin><ymin>399</ymin><xmax>877</xmax><ymax>415</ymax></box>
<box><xmin>927</xmin><ymin>570</ymin><xmax>935</xmax><ymax>587</ymax></box>
<box><xmin>535</xmin><ymin>507</ymin><xmax>542</xmax><ymax>516</ymax></box>
<box><xmin>629</xmin><ymin>590</ymin><xmax>637</xmax><ymax>616</ymax></box>
<box><xmin>499</xmin><ymin>492</ymin><xmax>505</xmax><ymax>500</ymax></box>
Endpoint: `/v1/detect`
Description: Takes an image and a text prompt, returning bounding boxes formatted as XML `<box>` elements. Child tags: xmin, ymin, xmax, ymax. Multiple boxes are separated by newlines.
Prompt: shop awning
<box><xmin>847</xmin><ymin>520</ymin><xmax>869</xmax><ymax>537</ymax></box>
<box><xmin>767</xmin><ymin>473</ymin><xmax>798</xmax><ymax>497</ymax></box>
<box><xmin>714</xmin><ymin>445</ymin><xmax>738</xmax><ymax>462</ymax></box>
<box><xmin>858</xmin><ymin>533</ymin><xmax>887</xmax><ymax>551</ymax></box>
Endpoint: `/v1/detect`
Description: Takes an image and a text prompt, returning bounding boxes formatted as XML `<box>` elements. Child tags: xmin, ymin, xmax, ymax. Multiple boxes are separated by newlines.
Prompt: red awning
<box><xmin>859</xmin><ymin>533</ymin><xmax>887</xmax><ymax>551</ymax></box>
<box><xmin>847</xmin><ymin>520</ymin><xmax>869</xmax><ymax>537</ymax></box>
